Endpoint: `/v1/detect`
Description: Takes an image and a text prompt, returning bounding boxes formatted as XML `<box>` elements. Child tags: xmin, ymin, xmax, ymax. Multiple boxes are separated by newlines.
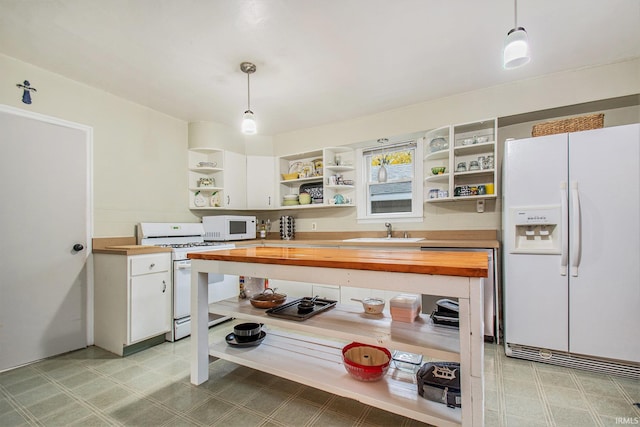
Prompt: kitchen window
<box><xmin>356</xmin><ymin>140</ymin><xmax>423</xmax><ymax>222</ymax></box>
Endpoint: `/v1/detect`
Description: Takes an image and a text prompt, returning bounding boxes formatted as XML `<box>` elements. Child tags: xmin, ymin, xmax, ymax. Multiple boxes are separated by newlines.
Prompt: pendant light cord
<box><xmin>514</xmin><ymin>0</ymin><xmax>518</xmax><ymax>28</ymax></box>
<box><xmin>246</xmin><ymin>72</ymin><xmax>251</xmax><ymax>111</ymax></box>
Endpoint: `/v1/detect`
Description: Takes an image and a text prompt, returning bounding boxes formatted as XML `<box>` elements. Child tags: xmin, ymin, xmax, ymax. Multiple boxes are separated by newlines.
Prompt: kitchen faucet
<box><xmin>385</xmin><ymin>222</ymin><xmax>392</xmax><ymax>238</ymax></box>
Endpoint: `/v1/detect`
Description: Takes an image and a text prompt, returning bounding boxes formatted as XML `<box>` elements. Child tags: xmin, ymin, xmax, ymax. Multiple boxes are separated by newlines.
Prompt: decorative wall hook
<box><xmin>16</xmin><ymin>80</ymin><xmax>37</xmax><ymax>104</ymax></box>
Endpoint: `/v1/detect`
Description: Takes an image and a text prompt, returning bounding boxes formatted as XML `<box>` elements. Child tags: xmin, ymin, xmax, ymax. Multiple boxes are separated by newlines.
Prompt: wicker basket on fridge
<box><xmin>531</xmin><ymin>113</ymin><xmax>604</xmax><ymax>137</ymax></box>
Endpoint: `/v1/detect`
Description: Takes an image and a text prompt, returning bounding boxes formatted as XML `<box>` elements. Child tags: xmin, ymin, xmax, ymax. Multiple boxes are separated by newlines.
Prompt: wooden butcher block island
<box><xmin>189</xmin><ymin>247</ymin><xmax>488</xmax><ymax>427</ymax></box>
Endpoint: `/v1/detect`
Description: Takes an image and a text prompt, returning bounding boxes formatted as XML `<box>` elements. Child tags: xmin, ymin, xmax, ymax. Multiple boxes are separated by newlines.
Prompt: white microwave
<box><xmin>202</xmin><ymin>215</ymin><xmax>256</xmax><ymax>241</ymax></box>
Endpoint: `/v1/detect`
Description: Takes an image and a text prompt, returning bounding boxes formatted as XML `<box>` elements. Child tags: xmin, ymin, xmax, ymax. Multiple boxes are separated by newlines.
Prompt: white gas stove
<box><xmin>138</xmin><ymin>222</ymin><xmax>234</xmax><ymax>259</ymax></box>
<box><xmin>138</xmin><ymin>222</ymin><xmax>236</xmax><ymax>341</ymax></box>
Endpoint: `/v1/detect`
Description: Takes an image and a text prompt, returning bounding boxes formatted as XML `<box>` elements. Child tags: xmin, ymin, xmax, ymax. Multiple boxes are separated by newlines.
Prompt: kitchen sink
<box><xmin>342</xmin><ymin>237</ymin><xmax>424</xmax><ymax>243</ymax></box>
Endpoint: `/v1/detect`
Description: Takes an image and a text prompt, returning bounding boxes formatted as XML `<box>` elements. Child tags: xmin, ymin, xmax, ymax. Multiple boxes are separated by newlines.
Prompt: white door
<box><xmin>0</xmin><ymin>106</ymin><xmax>91</xmax><ymax>371</ymax></box>
<box><xmin>503</xmin><ymin>134</ymin><xmax>569</xmax><ymax>351</ymax></box>
<box><xmin>568</xmin><ymin>124</ymin><xmax>640</xmax><ymax>362</ymax></box>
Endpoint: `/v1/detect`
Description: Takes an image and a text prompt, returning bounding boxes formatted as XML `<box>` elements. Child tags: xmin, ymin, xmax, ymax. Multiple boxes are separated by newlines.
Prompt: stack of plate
<box><xmin>283</xmin><ymin>194</ymin><xmax>299</xmax><ymax>206</ymax></box>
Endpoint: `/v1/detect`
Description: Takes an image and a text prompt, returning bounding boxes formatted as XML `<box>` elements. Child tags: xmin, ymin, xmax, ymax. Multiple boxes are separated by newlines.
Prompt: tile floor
<box><xmin>1</xmin><ymin>323</ymin><xmax>638</xmax><ymax>427</ymax></box>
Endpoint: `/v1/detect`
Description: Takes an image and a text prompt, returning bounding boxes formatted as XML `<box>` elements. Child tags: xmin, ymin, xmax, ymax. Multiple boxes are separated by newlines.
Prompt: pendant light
<box><xmin>240</xmin><ymin>62</ymin><xmax>257</xmax><ymax>134</ymax></box>
<box><xmin>503</xmin><ymin>0</ymin><xmax>530</xmax><ymax>69</ymax></box>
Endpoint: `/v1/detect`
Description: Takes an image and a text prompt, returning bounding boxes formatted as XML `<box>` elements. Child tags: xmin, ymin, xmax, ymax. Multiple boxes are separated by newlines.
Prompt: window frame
<box><xmin>356</xmin><ymin>139</ymin><xmax>424</xmax><ymax>223</ymax></box>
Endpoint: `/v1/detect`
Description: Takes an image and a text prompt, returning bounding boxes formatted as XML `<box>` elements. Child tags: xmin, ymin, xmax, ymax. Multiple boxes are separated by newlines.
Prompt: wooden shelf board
<box><xmin>208</xmin><ymin>325</ymin><xmax>461</xmax><ymax>427</ymax></box>
<box><xmin>209</xmin><ymin>298</ymin><xmax>461</xmax><ymax>361</ymax></box>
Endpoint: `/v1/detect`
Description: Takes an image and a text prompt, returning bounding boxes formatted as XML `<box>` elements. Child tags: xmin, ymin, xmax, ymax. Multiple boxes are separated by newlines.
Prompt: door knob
<box><xmin>73</xmin><ymin>244</ymin><xmax>84</xmax><ymax>251</ymax></box>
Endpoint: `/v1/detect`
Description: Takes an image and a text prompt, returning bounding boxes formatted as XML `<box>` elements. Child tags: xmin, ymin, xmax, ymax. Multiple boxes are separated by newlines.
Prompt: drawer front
<box><xmin>130</xmin><ymin>253</ymin><xmax>171</xmax><ymax>276</ymax></box>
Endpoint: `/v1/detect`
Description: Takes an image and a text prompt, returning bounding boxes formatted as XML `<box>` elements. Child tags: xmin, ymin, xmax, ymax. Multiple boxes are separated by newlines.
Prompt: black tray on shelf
<box><xmin>266</xmin><ymin>297</ymin><xmax>337</xmax><ymax>321</ymax></box>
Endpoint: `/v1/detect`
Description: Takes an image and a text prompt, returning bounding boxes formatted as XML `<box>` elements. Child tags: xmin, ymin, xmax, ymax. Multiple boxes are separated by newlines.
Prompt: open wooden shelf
<box><xmin>208</xmin><ymin>321</ymin><xmax>462</xmax><ymax>427</ymax></box>
<box><xmin>209</xmin><ymin>297</ymin><xmax>460</xmax><ymax>362</ymax></box>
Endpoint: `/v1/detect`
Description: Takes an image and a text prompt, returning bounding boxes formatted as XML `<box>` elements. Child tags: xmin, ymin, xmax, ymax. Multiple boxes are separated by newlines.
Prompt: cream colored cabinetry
<box><xmin>246</xmin><ymin>155</ymin><xmax>276</xmax><ymax>209</ymax></box>
<box><xmin>268</xmin><ymin>279</ymin><xmax>340</xmax><ymax>301</ymax></box>
<box><xmin>222</xmin><ymin>150</ymin><xmax>247</xmax><ymax>209</ymax></box>
<box><xmin>277</xmin><ymin>147</ymin><xmax>355</xmax><ymax>208</ymax></box>
<box><xmin>188</xmin><ymin>149</ymin><xmax>247</xmax><ymax>210</ymax></box>
<box><xmin>94</xmin><ymin>252</ymin><xmax>171</xmax><ymax>356</ymax></box>
<box><xmin>424</xmin><ymin>118</ymin><xmax>497</xmax><ymax>202</ymax></box>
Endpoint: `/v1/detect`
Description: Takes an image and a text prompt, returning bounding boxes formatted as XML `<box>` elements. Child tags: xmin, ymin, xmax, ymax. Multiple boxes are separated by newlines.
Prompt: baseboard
<box><xmin>505</xmin><ymin>343</ymin><xmax>640</xmax><ymax>379</ymax></box>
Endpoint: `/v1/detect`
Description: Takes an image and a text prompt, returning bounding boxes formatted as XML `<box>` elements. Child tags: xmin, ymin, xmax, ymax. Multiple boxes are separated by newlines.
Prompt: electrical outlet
<box><xmin>476</xmin><ymin>199</ymin><xmax>485</xmax><ymax>213</ymax></box>
<box><xmin>311</xmin><ymin>222</ymin><xmax>317</xmax><ymax>231</ymax></box>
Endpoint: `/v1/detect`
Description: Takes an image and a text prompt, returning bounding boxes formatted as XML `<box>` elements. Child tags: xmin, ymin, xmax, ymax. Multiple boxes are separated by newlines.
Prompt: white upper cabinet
<box><xmin>424</xmin><ymin>118</ymin><xmax>497</xmax><ymax>202</ymax></box>
<box><xmin>222</xmin><ymin>150</ymin><xmax>247</xmax><ymax>209</ymax></box>
<box><xmin>246</xmin><ymin>155</ymin><xmax>276</xmax><ymax>209</ymax></box>
<box><xmin>188</xmin><ymin>148</ymin><xmax>247</xmax><ymax>210</ymax></box>
<box><xmin>277</xmin><ymin>147</ymin><xmax>356</xmax><ymax>209</ymax></box>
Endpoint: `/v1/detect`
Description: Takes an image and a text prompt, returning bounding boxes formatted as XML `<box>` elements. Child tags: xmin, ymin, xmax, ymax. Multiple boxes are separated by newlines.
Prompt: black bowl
<box><xmin>233</xmin><ymin>323</ymin><xmax>262</xmax><ymax>342</ymax></box>
<box><xmin>297</xmin><ymin>300</ymin><xmax>316</xmax><ymax>313</ymax></box>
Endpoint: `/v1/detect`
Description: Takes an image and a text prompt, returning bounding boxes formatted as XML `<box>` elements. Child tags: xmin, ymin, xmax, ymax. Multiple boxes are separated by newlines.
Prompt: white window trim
<box><xmin>355</xmin><ymin>141</ymin><xmax>424</xmax><ymax>224</ymax></box>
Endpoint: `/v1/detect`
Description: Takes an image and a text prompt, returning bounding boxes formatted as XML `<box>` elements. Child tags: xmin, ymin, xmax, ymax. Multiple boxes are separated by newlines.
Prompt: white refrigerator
<box><xmin>503</xmin><ymin>123</ymin><xmax>639</xmax><ymax>366</ymax></box>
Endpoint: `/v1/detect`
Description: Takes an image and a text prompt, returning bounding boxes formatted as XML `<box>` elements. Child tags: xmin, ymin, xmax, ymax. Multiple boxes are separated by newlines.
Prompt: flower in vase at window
<box><xmin>371</xmin><ymin>154</ymin><xmax>391</xmax><ymax>167</ymax></box>
<box><xmin>371</xmin><ymin>151</ymin><xmax>412</xmax><ymax>166</ymax></box>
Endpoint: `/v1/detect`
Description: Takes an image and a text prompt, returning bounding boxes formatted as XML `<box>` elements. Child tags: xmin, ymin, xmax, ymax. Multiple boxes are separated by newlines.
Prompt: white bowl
<box><xmin>283</xmin><ymin>195</ymin><xmax>299</xmax><ymax>200</ymax></box>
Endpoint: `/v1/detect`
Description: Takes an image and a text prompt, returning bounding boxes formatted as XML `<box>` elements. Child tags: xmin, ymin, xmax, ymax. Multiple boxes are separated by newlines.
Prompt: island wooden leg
<box><xmin>469</xmin><ymin>278</ymin><xmax>485</xmax><ymax>426</ymax></box>
<box><xmin>458</xmin><ymin>277</ymin><xmax>485</xmax><ymax>426</ymax></box>
<box><xmin>190</xmin><ymin>268</ymin><xmax>209</xmax><ymax>385</ymax></box>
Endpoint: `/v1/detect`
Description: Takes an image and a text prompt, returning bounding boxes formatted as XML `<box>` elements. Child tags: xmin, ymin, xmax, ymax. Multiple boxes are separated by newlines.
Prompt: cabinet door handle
<box><xmin>227</xmin><ymin>195</ymin><xmax>230</xmax><ymax>205</ymax></box>
<box><xmin>268</xmin><ymin>196</ymin><xmax>271</xmax><ymax>206</ymax></box>
<box><xmin>162</xmin><ymin>280</ymin><xmax>166</xmax><ymax>293</ymax></box>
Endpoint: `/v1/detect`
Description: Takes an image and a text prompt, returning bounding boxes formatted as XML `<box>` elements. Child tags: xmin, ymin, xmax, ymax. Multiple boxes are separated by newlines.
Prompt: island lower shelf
<box><xmin>209</xmin><ymin>320</ymin><xmax>462</xmax><ymax>427</ymax></box>
<box><xmin>209</xmin><ymin>297</ymin><xmax>461</xmax><ymax>362</ymax></box>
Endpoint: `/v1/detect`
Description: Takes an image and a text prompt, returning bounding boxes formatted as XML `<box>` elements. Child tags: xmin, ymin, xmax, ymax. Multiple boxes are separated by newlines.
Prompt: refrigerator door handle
<box><xmin>570</xmin><ymin>181</ymin><xmax>582</xmax><ymax>277</ymax></box>
<box><xmin>560</xmin><ymin>182</ymin><xmax>568</xmax><ymax>276</ymax></box>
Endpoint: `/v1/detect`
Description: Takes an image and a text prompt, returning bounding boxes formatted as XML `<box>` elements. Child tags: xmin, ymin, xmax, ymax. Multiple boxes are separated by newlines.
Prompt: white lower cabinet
<box><xmin>129</xmin><ymin>272</ymin><xmax>171</xmax><ymax>343</ymax></box>
<box><xmin>268</xmin><ymin>279</ymin><xmax>311</xmax><ymax>298</ymax></box>
<box><xmin>268</xmin><ymin>280</ymin><xmax>340</xmax><ymax>301</ymax></box>
<box><xmin>94</xmin><ymin>252</ymin><xmax>172</xmax><ymax>356</ymax></box>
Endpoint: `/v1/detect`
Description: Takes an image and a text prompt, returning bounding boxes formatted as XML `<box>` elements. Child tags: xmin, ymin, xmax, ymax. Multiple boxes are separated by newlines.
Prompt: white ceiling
<box><xmin>1</xmin><ymin>0</ymin><xmax>638</xmax><ymax>135</ymax></box>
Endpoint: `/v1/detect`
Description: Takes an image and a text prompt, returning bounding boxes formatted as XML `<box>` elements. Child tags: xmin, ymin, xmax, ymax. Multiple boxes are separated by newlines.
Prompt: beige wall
<box><xmin>273</xmin><ymin>59</ymin><xmax>640</xmax><ymax>154</ymax></box>
<box><xmin>2</xmin><ymin>52</ymin><xmax>638</xmax><ymax>237</ymax></box>
<box><xmin>272</xmin><ymin>58</ymin><xmax>640</xmax><ymax>233</ymax></box>
<box><xmin>1</xmin><ymin>53</ymin><xmax>195</xmax><ymax>236</ymax></box>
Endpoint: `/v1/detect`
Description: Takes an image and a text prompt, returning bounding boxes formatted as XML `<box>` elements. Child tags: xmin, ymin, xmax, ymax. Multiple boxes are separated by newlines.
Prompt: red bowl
<box><xmin>342</xmin><ymin>342</ymin><xmax>392</xmax><ymax>382</ymax></box>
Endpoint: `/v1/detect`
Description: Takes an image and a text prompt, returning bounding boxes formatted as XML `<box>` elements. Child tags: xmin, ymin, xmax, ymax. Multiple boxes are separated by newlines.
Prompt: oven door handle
<box><xmin>176</xmin><ymin>261</ymin><xmax>191</xmax><ymax>270</ymax></box>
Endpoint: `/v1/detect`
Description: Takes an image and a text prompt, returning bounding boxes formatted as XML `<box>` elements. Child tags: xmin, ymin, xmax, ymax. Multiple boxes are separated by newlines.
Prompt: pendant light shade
<box><xmin>503</xmin><ymin>0</ymin><xmax>530</xmax><ymax>69</ymax></box>
<box><xmin>240</xmin><ymin>62</ymin><xmax>257</xmax><ymax>134</ymax></box>
<box><xmin>504</xmin><ymin>27</ymin><xmax>531</xmax><ymax>69</ymax></box>
<box><xmin>241</xmin><ymin>110</ymin><xmax>257</xmax><ymax>135</ymax></box>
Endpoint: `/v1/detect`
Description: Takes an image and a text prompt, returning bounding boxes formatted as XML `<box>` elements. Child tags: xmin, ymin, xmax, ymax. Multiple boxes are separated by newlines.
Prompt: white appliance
<box><xmin>202</xmin><ymin>215</ymin><xmax>257</xmax><ymax>241</ymax></box>
<box><xmin>503</xmin><ymin>124</ymin><xmax>640</xmax><ymax>375</ymax></box>
<box><xmin>138</xmin><ymin>223</ymin><xmax>236</xmax><ymax>341</ymax></box>
<box><xmin>421</xmin><ymin>247</ymin><xmax>498</xmax><ymax>342</ymax></box>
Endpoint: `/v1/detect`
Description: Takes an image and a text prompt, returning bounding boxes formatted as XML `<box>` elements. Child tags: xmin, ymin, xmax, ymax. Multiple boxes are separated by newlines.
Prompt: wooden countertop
<box><xmin>234</xmin><ymin>230</ymin><xmax>500</xmax><ymax>249</ymax></box>
<box><xmin>92</xmin><ymin>237</ymin><xmax>172</xmax><ymax>255</ymax></box>
<box><xmin>187</xmin><ymin>246</ymin><xmax>488</xmax><ymax>278</ymax></box>
<box><xmin>236</xmin><ymin>238</ymin><xmax>498</xmax><ymax>249</ymax></box>
<box><xmin>92</xmin><ymin>245</ymin><xmax>172</xmax><ymax>255</ymax></box>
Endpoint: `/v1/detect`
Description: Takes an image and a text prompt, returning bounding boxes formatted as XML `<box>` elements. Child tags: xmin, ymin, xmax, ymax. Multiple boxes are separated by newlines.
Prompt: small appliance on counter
<box><xmin>202</xmin><ymin>215</ymin><xmax>256</xmax><ymax>241</ymax></box>
<box><xmin>279</xmin><ymin>215</ymin><xmax>295</xmax><ymax>240</ymax></box>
